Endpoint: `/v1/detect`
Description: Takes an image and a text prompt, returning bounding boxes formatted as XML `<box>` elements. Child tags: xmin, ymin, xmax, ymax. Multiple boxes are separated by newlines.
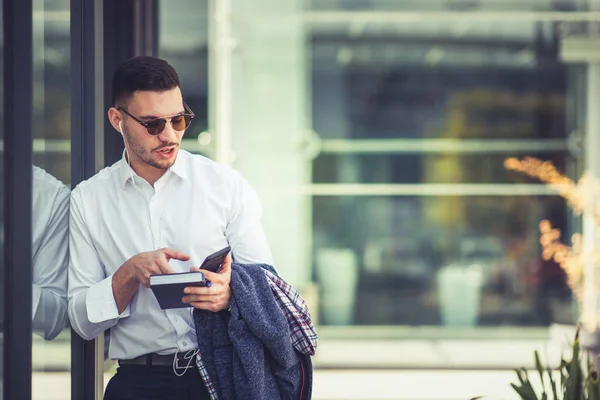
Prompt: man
<box><xmin>68</xmin><ymin>56</ymin><xmax>274</xmax><ymax>399</ymax></box>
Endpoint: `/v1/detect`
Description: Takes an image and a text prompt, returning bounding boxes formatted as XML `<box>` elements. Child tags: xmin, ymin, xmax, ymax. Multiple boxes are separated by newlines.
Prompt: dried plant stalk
<box><xmin>539</xmin><ymin>220</ymin><xmax>585</xmax><ymax>311</ymax></box>
<box><xmin>505</xmin><ymin>157</ymin><xmax>600</xmax><ymax>332</ymax></box>
<box><xmin>505</xmin><ymin>157</ymin><xmax>600</xmax><ymax>225</ymax></box>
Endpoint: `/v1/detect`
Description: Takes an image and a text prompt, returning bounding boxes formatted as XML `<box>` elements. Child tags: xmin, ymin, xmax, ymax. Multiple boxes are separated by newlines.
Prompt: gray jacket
<box><xmin>193</xmin><ymin>263</ymin><xmax>316</xmax><ymax>400</ymax></box>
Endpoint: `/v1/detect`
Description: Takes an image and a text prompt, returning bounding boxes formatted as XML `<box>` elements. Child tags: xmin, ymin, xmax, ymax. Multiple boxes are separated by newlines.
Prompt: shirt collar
<box><xmin>119</xmin><ymin>150</ymin><xmax>135</xmax><ymax>189</ymax></box>
<box><xmin>118</xmin><ymin>149</ymin><xmax>189</xmax><ymax>189</ymax></box>
<box><xmin>169</xmin><ymin>149</ymin><xmax>188</xmax><ymax>180</ymax></box>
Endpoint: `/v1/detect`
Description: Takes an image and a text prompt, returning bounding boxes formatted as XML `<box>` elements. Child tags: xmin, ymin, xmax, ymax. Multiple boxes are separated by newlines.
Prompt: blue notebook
<box><xmin>149</xmin><ymin>271</ymin><xmax>207</xmax><ymax>310</ymax></box>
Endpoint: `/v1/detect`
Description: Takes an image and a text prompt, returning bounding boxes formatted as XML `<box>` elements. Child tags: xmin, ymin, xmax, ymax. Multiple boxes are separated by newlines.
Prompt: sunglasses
<box><xmin>118</xmin><ymin>102</ymin><xmax>195</xmax><ymax>135</ymax></box>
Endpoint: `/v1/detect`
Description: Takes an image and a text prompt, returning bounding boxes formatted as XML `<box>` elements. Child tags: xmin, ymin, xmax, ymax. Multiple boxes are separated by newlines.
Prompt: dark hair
<box><xmin>111</xmin><ymin>56</ymin><xmax>180</xmax><ymax>106</ymax></box>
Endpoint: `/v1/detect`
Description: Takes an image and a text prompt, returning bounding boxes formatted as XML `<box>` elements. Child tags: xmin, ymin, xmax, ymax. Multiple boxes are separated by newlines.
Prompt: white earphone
<box><xmin>119</xmin><ymin>120</ymin><xmax>136</xmax><ymax>187</ymax></box>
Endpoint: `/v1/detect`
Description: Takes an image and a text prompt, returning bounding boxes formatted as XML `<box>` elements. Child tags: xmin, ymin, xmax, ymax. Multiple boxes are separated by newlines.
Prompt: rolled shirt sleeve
<box><xmin>68</xmin><ymin>189</ymin><xmax>130</xmax><ymax>341</ymax></box>
<box><xmin>32</xmin><ymin>183</ymin><xmax>70</xmax><ymax>341</ymax></box>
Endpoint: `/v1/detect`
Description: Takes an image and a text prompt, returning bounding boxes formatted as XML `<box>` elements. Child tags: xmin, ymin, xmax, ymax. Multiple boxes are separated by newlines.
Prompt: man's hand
<box><xmin>124</xmin><ymin>247</ymin><xmax>190</xmax><ymax>287</ymax></box>
<box><xmin>182</xmin><ymin>253</ymin><xmax>232</xmax><ymax>312</ymax></box>
<box><xmin>113</xmin><ymin>248</ymin><xmax>190</xmax><ymax>314</ymax></box>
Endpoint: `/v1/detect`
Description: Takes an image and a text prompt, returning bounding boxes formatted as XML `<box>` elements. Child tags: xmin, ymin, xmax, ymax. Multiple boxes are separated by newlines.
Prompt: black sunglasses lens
<box><xmin>146</xmin><ymin>119</ymin><xmax>166</xmax><ymax>135</ymax></box>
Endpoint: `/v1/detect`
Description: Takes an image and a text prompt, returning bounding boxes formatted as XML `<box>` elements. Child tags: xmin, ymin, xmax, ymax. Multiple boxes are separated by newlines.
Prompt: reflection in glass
<box><xmin>313</xmin><ymin>153</ymin><xmax>568</xmax><ymax>184</ymax></box>
<box><xmin>156</xmin><ymin>0</ymin><xmax>208</xmax><ymax>336</ymax></box>
<box><xmin>32</xmin><ymin>166</ymin><xmax>69</xmax><ymax>340</ymax></box>
<box><xmin>307</xmin><ymin>0</ymin><xmax>587</xmax><ymax>12</ymax></box>
<box><xmin>0</xmin><ymin>0</ymin><xmax>4</xmax><ymax>396</ymax></box>
<box><xmin>310</xmin><ymin>16</ymin><xmax>578</xmax><ymax>331</ymax></box>
<box><xmin>158</xmin><ymin>0</ymin><xmax>208</xmax><ymax>147</ymax></box>
<box><xmin>32</xmin><ymin>0</ymin><xmax>71</xmax><ymax>398</ymax></box>
<box><xmin>312</xmin><ymin>24</ymin><xmax>567</xmax><ymax>141</ymax></box>
<box><xmin>313</xmin><ymin>195</ymin><xmax>572</xmax><ymax>326</ymax></box>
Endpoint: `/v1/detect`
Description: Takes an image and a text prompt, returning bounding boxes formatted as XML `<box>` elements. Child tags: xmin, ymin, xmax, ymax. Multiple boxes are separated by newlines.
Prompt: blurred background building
<box><xmin>5</xmin><ymin>0</ymin><xmax>600</xmax><ymax>399</ymax></box>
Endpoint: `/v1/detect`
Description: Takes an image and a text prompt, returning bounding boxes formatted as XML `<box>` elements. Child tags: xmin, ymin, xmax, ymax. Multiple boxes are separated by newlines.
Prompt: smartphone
<box><xmin>199</xmin><ymin>246</ymin><xmax>231</xmax><ymax>273</ymax></box>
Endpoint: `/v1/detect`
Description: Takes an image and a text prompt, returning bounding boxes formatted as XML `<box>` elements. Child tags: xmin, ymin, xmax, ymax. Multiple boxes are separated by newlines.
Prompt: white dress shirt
<box><xmin>68</xmin><ymin>150</ymin><xmax>274</xmax><ymax>360</ymax></box>
<box><xmin>32</xmin><ymin>165</ymin><xmax>70</xmax><ymax>340</ymax></box>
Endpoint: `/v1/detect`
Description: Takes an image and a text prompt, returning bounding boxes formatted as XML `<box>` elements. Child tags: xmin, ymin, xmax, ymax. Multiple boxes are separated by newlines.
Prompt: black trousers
<box><xmin>104</xmin><ymin>364</ymin><xmax>211</xmax><ymax>400</ymax></box>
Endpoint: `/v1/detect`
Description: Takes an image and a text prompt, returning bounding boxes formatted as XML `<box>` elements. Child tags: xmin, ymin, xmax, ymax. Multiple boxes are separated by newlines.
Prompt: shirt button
<box><xmin>183</xmin><ymin>341</ymin><xmax>188</xmax><ymax>346</ymax></box>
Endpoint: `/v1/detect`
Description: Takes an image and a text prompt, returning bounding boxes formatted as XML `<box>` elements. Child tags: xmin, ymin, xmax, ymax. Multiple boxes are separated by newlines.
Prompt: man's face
<box><xmin>120</xmin><ymin>87</ymin><xmax>187</xmax><ymax>171</ymax></box>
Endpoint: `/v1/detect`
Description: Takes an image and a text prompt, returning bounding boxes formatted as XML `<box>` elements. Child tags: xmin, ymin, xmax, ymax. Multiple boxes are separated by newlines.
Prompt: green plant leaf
<box><xmin>535</xmin><ymin>351</ymin><xmax>547</xmax><ymax>395</ymax></box>
<box><xmin>566</xmin><ymin>334</ymin><xmax>582</xmax><ymax>400</ymax></box>
<box><xmin>546</xmin><ymin>367</ymin><xmax>558</xmax><ymax>400</ymax></box>
<box><xmin>516</xmin><ymin>369</ymin><xmax>527</xmax><ymax>385</ymax></box>
<box><xmin>511</xmin><ymin>383</ymin><xmax>540</xmax><ymax>400</ymax></box>
<box><xmin>520</xmin><ymin>368</ymin><xmax>540</xmax><ymax>400</ymax></box>
<box><xmin>470</xmin><ymin>397</ymin><xmax>496</xmax><ymax>400</ymax></box>
<box><xmin>590</xmin><ymin>370</ymin><xmax>600</xmax><ymax>400</ymax></box>
<box><xmin>562</xmin><ymin>357</ymin><xmax>571</xmax><ymax>393</ymax></box>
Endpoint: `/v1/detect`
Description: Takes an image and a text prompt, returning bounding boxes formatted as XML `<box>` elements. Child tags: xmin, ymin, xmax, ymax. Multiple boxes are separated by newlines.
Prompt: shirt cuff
<box><xmin>32</xmin><ymin>283</ymin><xmax>42</xmax><ymax>318</ymax></box>
<box><xmin>85</xmin><ymin>274</ymin><xmax>130</xmax><ymax>323</ymax></box>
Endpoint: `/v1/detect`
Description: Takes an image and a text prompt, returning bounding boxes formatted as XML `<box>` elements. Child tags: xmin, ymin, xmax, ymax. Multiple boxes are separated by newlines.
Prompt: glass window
<box><xmin>306</xmin><ymin>0</ymin><xmax>589</xmax><ymax>11</ymax></box>
<box><xmin>163</xmin><ymin>1</ymin><xmax>598</xmax><ymax>376</ymax></box>
<box><xmin>313</xmin><ymin>153</ymin><xmax>569</xmax><ymax>184</ymax></box>
<box><xmin>313</xmin><ymin>195</ymin><xmax>570</xmax><ymax>326</ymax></box>
<box><xmin>311</xmin><ymin>20</ymin><xmax>569</xmax><ymax>140</ymax></box>
<box><xmin>307</xmin><ymin>18</ymin><xmax>580</xmax><ymax>330</ymax></box>
<box><xmin>158</xmin><ymin>0</ymin><xmax>209</xmax><ymax>155</ymax></box>
<box><xmin>31</xmin><ymin>1</ymin><xmax>71</xmax><ymax>399</ymax></box>
<box><xmin>312</xmin><ymin>62</ymin><xmax>567</xmax><ymax>140</ymax></box>
<box><xmin>199</xmin><ymin>3</ymin><xmax>587</xmax><ymax>341</ymax></box>
<box><xmin>0</xmin><ymin>0</ymin><xmax>3</xmax><ymax>396</ymax></box>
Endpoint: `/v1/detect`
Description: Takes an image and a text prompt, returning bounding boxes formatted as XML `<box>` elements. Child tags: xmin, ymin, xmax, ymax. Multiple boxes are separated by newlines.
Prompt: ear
<box><xmin>107</xmin><ymin>107</ymin><xmax>123</xmax><ymax>132</ymax></box>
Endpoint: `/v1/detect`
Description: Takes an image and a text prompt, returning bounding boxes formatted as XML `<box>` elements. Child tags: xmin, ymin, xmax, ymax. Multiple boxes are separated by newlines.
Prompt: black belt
<box><xmin>118</xmin><ymin>353</ymin><xmax>195</xmax><ymax>370</ymax></box>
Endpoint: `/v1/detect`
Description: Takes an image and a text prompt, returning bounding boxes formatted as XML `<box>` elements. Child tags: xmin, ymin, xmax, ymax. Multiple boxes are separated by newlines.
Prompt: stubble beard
<box><xmin>126</xmin><ymin>129</ymin><xmax>178</xmax><ymax>171</ymax></box>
